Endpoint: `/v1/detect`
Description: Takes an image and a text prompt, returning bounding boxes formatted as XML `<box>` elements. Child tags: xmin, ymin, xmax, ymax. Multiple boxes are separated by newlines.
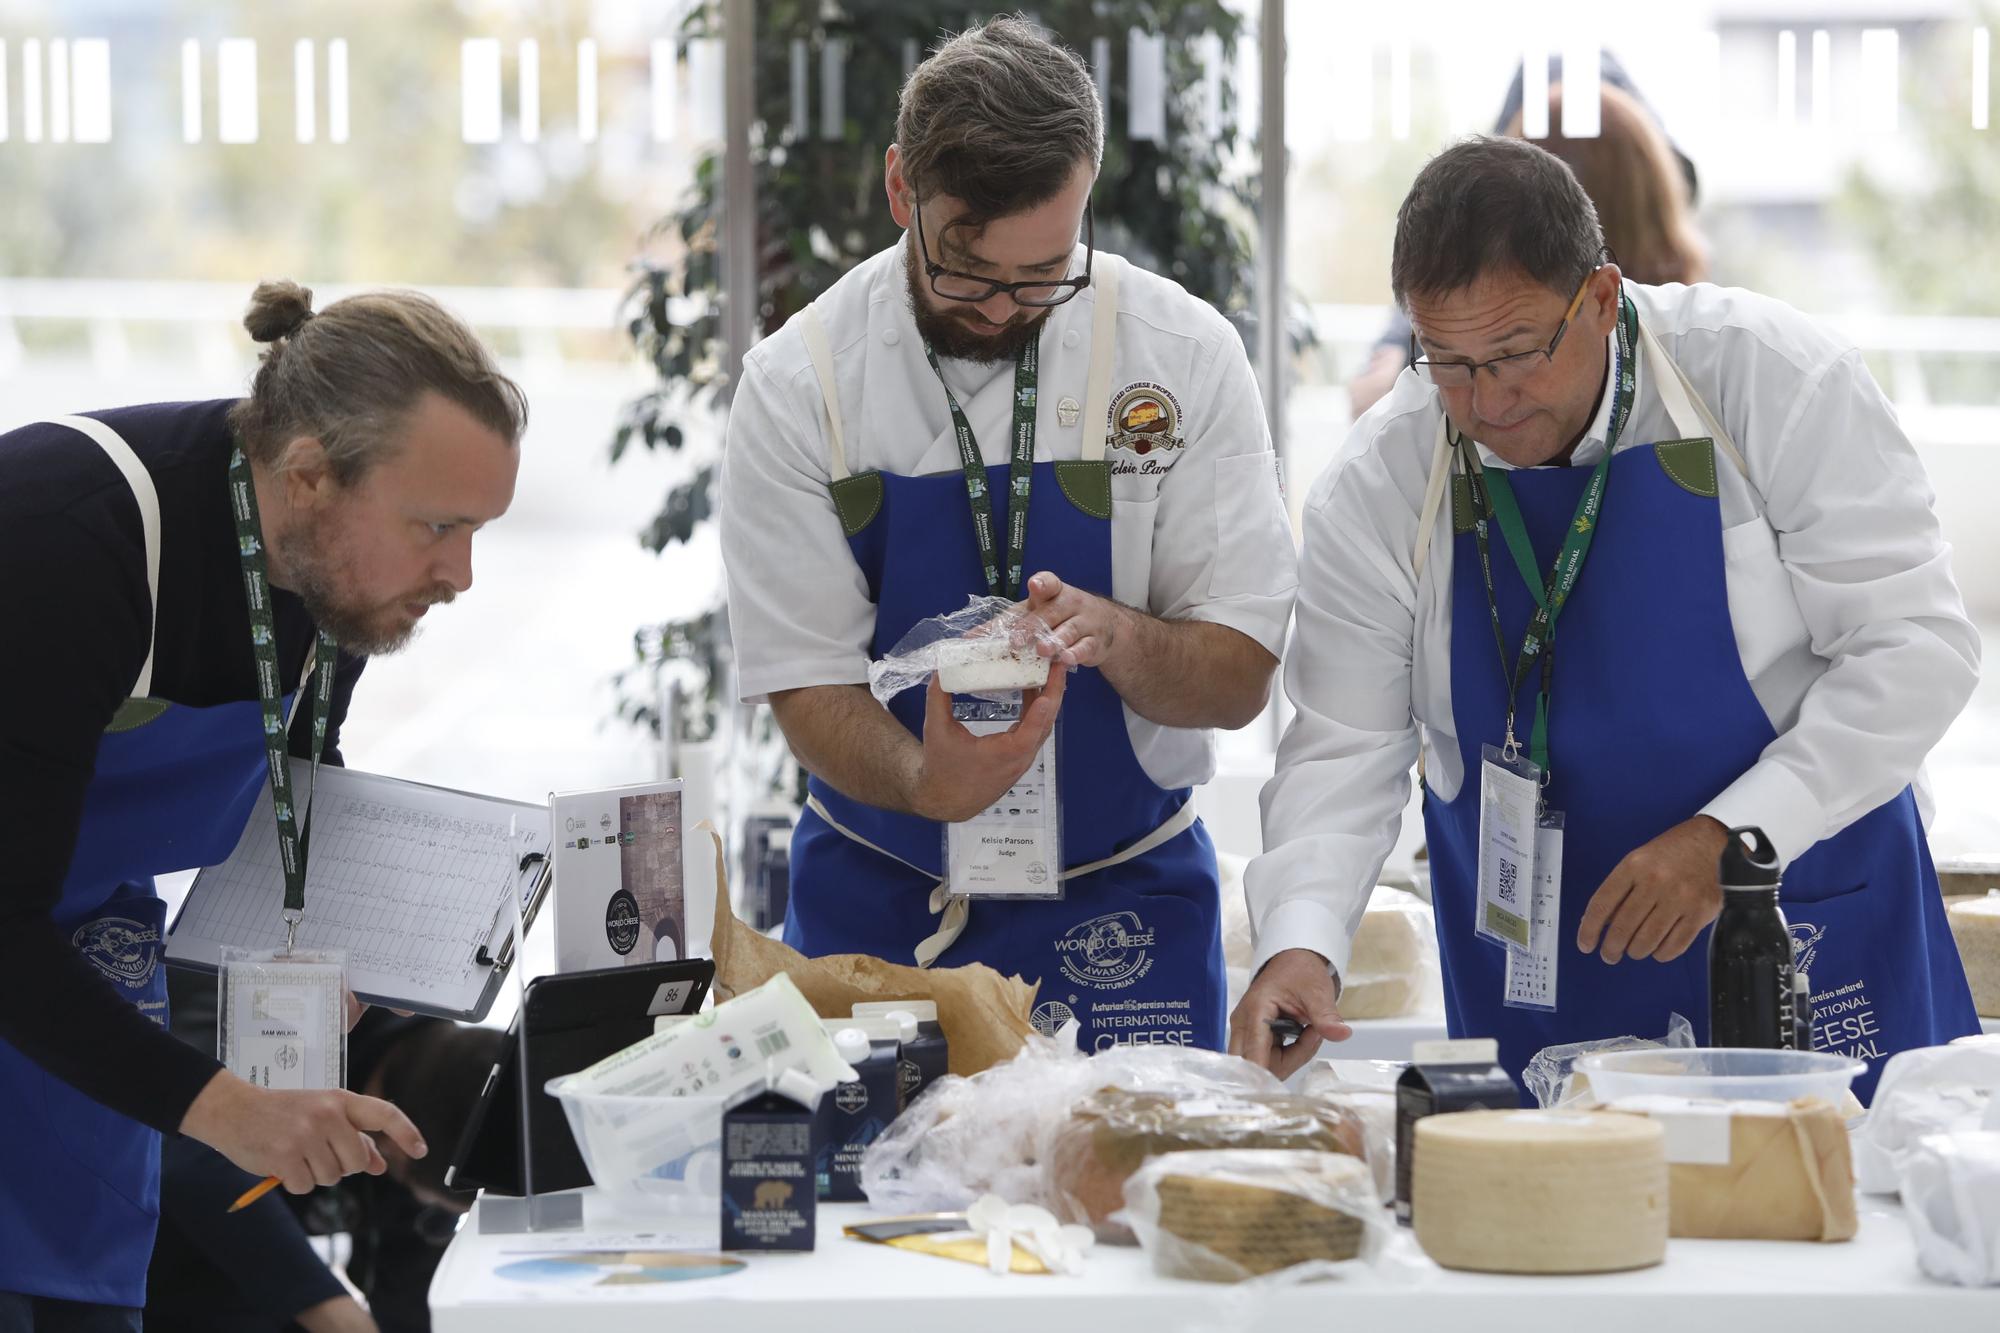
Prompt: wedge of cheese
<box><xmin>1605</xmin><ymin>1095</ymin><xmax>1856</xmax><ymax>1242</ymax></box>
<box><xmin>936</xmin><ymin>637</ymin><xmax>1049</xmax><ymax>693</ymax></box>
<box><xmin>1412</xmin><ymin>1110</ymin><xmax>1667</xmax><ymax>1274</ymax></box>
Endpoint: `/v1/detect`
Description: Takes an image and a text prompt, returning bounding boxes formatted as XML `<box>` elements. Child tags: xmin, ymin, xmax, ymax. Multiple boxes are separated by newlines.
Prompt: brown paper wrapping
<box><xmin>1658</xmin><ymin>1097</ymin><xmax>1859</xmax><ymax>1242</ymax></box>
<box><xmin>703</xmin><ymin>828</ymin><xmax>1038</xmax><ymax>1076</ymax></box>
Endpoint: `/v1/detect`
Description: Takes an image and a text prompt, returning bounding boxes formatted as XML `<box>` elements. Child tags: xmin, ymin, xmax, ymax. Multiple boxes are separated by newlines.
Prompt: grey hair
<box><xmin>228</xmin><ymin>280</ymin><xmax>527</xmax><ymax>483</ymax></box>
<box><xmin>895</xmin><ymin>14</ymin><xmax>1102</xmax><ymax>227</ymax></box>
<box><xmin>1391</xmin><ymin>136</ymin><xmax>1607</xmax><ymax>308</ymax></box>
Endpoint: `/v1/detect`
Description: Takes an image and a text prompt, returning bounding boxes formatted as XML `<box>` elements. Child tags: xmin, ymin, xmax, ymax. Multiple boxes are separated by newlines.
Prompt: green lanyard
<box><xmin>922</xmin><ymin>338</ymin><xmax>1039</xmax><ymax>600</ymax></box>
<box><xmin>227</xmin><ymin>445</ymin><xmax>338</xmax><ymax>948</ymax></box>
<box><xmin>1458</xmin><ymin>293</ymin><xmax>1638</xmax><ymax>779</ymax></box>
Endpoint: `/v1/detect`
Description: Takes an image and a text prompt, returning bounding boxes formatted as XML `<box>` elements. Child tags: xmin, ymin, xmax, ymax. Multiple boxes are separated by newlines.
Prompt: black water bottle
<box><xmin>1709</xmin><ymin>826</ymin><xmax>1797</xmax><ymax>1049</ymax></box>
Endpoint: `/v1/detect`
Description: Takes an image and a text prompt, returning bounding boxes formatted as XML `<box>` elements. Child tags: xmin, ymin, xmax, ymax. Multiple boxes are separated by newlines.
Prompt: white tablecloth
<box><xmin>429</xmin><ymin>1193</ymin><xmax>1993</xmax><ymax>1333</ymax></box>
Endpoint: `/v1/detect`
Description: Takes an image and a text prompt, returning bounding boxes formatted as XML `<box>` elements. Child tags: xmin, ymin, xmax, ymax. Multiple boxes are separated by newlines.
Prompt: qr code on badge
<box><xmin>1497</xmin><ymin>855</ymin><xmax>1519</xmax><ymax>906</ymax></box>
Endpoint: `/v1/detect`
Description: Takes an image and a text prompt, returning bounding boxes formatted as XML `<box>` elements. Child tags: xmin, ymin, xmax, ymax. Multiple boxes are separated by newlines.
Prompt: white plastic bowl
<box><xmin>544</xmin><ymin>1076</ymin><xmax>729</xmax><ymax>1216</ymax></box>
<box><xmin>1576</xmin><ymin>1047</ymin><xmax>1867</xmax><ymax>1104</ymax></box>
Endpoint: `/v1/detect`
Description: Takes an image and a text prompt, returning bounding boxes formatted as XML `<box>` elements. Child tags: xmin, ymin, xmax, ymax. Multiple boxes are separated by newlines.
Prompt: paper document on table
<box><xmin>167</xmin><ymin>761</ymin><xmax>551</xmax><ymax>1020</ymax></box>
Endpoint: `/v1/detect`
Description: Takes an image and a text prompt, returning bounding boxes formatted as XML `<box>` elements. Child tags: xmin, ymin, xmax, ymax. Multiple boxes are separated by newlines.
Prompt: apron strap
<box><xmin>805</xmin><ymin>789</ymin><xmax>1199</xmax><ymax>969</ymax></box>
<box><xmin>1635</xmin><ymin>315</ymin><xmax>1751</xmax><ymax>482</ymax></box>
<box><xmin>801</xmin><ymin>303</ymin><xmax>852</xmax><ymax>482</ymax></box>
<box><xmin>1077</xmin><ymin>257</ymin><xmax>1122</xmax><ymax>463</ymax></box>
<box><xmin>43</xmin><ymin>415</ymin><xmax>162</xmax><ymax>698</ymax></box>
<box><xmin>1412</xmin><ymin>415</ymin><xmax>1454</xmax><ymax>579</ymax></box>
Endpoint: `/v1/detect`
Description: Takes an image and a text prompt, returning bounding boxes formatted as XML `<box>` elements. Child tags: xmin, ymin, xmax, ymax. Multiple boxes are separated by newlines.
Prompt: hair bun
<box><xmin>243</xmin><ymin>280</ymin><xmax>315</xmax><ymax>343</ymax></box>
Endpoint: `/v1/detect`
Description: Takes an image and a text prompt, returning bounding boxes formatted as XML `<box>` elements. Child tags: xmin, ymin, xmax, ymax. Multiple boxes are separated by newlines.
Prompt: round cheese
<box><xmin>1413</xmin><ymin>1110</ymin><xmax>1668</xmax><ymax>1274</ymax></box>
<box><xmin>1342</xmin><ymin>888</ymin><xmax>1434</xmax><ymax>1019</ymax></box>
<box><xmin>1949</xmin><ymin>896</ymin><xmax>2000</xmax><ymax>1018</ymax></box>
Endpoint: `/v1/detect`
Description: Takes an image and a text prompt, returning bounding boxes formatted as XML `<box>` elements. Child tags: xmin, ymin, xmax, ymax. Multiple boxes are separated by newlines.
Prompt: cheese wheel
<box><xmin>1341</xmin><ymin>888</ymin><xmax>1436</xmax><ymax>1019</ymax></box>
<box><xmin>1948</xmin><ymin>896</ymin><xmax>2000</xmax><ymax>1018</ymax></box>
<box><xmin>1413</xmin><ymin>1110</ymin><xmax>1668</xmax><ymax>1274</ymax></box>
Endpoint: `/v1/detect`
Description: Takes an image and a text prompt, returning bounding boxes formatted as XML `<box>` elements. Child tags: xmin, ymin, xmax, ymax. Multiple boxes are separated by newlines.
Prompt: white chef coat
<box><xmin>1247</xmin><ymin>280</ymin><xmax>1981</xmax><ymax>980</ymax></box>
<box><xmin>719</xmin><ymin>240</ymin><xmax>1299</xmax><ymax>792</ymax></box>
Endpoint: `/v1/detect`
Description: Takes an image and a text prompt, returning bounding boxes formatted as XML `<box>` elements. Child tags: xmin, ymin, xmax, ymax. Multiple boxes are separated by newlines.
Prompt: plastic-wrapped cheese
<box><xmin>1413</xmin><ymin>1110</ymin><xmax>1667</xmax><ymax>1274</ymax></box>
<box><xmin>1340</xmin><ymin>887</ymin><xmax>1442</xmax><ymax>1020</ymax></box>
<box><xmin>1949</xmin><ymin>895</ymin><xmax>2000</xmax><ymax>1018</ymax></box>
<box><xmin>936</xmin><ymin>637</ymin><xmax>1049</xmax><ymax>693</ymax></box>
<box><xmin>1604</xmin><ymin>1096</ymin><xmax>1857</xmax><ymax>1241</ymax></box>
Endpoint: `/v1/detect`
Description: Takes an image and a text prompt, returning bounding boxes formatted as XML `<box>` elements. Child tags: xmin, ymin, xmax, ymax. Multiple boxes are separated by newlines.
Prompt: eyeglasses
<box><xmin>1408</xmin><ymin>266</ymin><xmax>1601</xmax><ymax>388</ymax></box>
<box><xmin>912</xmin><ymin>195</ymin><xmax>1093</xmax><ymax>308</ymax></box>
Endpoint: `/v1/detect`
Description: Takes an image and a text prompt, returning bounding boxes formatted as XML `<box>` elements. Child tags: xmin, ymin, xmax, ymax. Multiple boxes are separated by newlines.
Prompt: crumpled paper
<box><xmin>702</xmin><ymin>827</ymin><xmax>1038</xmax><ymax>1076</ymax></box>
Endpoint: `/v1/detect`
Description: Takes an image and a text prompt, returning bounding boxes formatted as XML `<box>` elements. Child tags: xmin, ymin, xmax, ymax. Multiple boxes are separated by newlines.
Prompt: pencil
<box><xmin>227</xmin><ymin>1175</ymin><xmax>282</xmax><ymax>1213</ymax></box>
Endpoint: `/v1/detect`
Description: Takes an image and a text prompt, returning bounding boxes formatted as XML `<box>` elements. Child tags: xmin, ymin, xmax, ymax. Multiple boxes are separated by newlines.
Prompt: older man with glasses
<box><xmin>716</xmin><ymin>18</ymin><xmax>1295</xmax><ymax>1054</ymax></box>
<box><xmin>1234</xmin><ymin>136</ymin><xmax>1979</xmax><ymax>1099</ymax></box>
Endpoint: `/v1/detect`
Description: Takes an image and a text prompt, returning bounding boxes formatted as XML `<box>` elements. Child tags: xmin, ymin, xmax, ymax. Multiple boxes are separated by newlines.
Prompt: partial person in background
<box><xmin>1347</xmin><ymin>57</ymin><xmax>1706</xmax><ymax>417</ymax></box>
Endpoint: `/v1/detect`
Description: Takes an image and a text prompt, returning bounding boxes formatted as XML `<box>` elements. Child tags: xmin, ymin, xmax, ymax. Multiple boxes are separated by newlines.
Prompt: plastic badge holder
<box><xmin>217</xmin><ymin>946</ymin><xmax>347</xmax><ymax>1091</ymax></box>
<box><xmin>1577</xmin><ymin>1047</ymin><xmax>1867</xmax><ymax>1105</ymax></box>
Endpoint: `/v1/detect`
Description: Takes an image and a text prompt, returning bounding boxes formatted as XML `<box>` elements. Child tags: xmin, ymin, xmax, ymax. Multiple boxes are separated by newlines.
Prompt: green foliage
<box><xmin>617</xmin><ymin>2</ymin><xmax>1265</xmax><ymax>742</ymax></box>
<box><xmin>1835</xmin><ymin>14</ymin><xmax>2000</xmax><ymax>319</ymax></box>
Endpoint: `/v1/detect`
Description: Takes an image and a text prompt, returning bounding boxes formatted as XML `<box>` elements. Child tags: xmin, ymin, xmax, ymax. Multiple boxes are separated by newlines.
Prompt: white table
<box><xmin>430</xmin><ymin>1193</ymin><xmax>1994</xmax><ymax>1333</ymax></box>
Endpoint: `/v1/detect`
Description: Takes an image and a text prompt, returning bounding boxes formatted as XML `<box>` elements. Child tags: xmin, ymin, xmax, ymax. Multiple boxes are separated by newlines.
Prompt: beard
<box><xmin>277</xmin><ymin>511</ymin><xmax>456</xmax><ymax>657</ymax></box>
<box><xmin>903</xmin><ymin>236</ymin><xmax>1050</xmax><ymax>365</ymax></box>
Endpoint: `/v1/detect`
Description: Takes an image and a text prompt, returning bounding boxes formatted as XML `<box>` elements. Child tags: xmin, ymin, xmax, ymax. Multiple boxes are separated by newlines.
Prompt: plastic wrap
<box><xmin>1121</xmin><ymin>1150</ymin><xmax>1384</xmax><ymax>1284</ymax></box>
<box><xmin>1855</xmin><ymin>1044</ymin><xmax>2000</xmax><ymax>1194</ymax></box>
<box><xmin>1900</xmin><ymin>1130</ymin><xmax>2000</xmax><ymax>1286</ymax></box>
<box><xmin>860</xmin><ymin>1030</ymin><xmax>1280</xmax><ymax>1215</ymax></box>
<box><xmin>867</xmin><ymin>596</ymin><xmax>1064</xmax><ymax>706</ymax></box>
<box><xmin>1523</xmin><ymin>1012</ymin><xmax>1695</xmax><ymax>1109</ymax></box>
<box><xmin>1300</xmin><ymin>1060</ymin><xmax>1403</xmax><ymax>1202</ymax></box>
<box><xmin>1047</xmin><ymin>1088</ymin><xmax>1368</xmax><ymax>1241</ymax></box>
<box><xmin>1341</xmin><ymin>887</ymin><xmax>1445</xmax><ymax>1020</ymax></box>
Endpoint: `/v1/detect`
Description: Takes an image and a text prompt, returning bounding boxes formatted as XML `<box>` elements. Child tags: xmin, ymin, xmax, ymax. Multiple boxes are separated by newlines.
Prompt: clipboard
<box><xmin>166</xmin><ymin>761</ymin><xmax>553</xmax><ymax>1022</ymax></box>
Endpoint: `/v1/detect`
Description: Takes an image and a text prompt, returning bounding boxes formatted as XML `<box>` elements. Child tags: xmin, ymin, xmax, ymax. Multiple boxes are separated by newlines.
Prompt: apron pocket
<box><xmin>1781</xmin><ymin>877</ymin><xmax>1868</xmax><ymax>907</ymax></box>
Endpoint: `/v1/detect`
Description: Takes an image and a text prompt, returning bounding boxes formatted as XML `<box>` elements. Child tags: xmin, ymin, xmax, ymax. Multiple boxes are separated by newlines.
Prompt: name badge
<box><xmin>1476</xmin><ymin>744</ymin><xmax>1540</xmax><ymax>952</ymax></box>
<box><xmin>219</xmin><ymin>947</ymin><xmax>348</xmax><ymax>1090</ymax></box>
<box><xmin>946</xmin><ymin>700</ymin><xmax>1062</xmax><ymax>900</ymax></box>
<box><xmin>1504</xmin><ymin>813</ymin><xmax>1565</xmax><ymax>1011</ymax></box>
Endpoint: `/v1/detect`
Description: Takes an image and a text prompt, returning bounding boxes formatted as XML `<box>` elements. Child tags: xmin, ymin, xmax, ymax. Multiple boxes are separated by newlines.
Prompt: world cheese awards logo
<box><xmin>73</xmin><ymin>916</ymin><xmax>161</xmax><ymax>990</ymax></box>
<box><xmin>1055</xmin><ymin>910</ymin><xmax>1157</xmax><ymax>990</ymax></box>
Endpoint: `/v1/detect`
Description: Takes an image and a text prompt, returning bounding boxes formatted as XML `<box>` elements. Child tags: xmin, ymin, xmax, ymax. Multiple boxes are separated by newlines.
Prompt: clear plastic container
<box><xmin>544</xmin><ymin>1076</ymin><xmax>727</xmax><ymax>1226</ymax></box>
<box><xmin>1576</xmin><ymin>1047</ymin><xmax>1866</xmax><ymax>1104</ymax></box>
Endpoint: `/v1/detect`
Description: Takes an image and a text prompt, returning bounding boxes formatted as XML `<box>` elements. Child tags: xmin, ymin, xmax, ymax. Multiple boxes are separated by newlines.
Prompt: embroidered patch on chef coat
<box><xmin>1107</xmin><ymin>382</ymin><xmax>1186</xmax><ymax>471</ymax></box>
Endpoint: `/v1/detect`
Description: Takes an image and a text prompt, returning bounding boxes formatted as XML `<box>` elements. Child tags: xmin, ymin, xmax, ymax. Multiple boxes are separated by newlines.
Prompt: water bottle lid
<box><xmin>1719</xmin><ymin>825</ymin><xmax>1780</xmax><ymax>887</ymax></box>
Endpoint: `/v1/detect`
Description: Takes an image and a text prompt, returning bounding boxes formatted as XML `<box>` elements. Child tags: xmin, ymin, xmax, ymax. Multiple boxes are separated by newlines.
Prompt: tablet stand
<box><xmin>479</xmin><ymin>817</ymin><xmax>583</xmax><ymax>1234</ymax></box>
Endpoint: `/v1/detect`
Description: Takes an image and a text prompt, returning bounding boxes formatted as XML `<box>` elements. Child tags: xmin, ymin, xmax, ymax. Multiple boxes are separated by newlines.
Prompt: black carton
<box><xmin>721</xmin><ymin>1090</ymin><xmax>816</xmax><ymax>1251</ymax></box>
<box><xmin>1394</xmin><ymin>1039</ymin><xmax>1521</xmax><ymax>1226</ymax></box>
<box><xmin>851</xmin><ymin>1002</ymin><xmax>949</xmax><ymax>1104</ymax></box>
<box><xmin>815</xmin><ymin>1020</ymin><xmax>903</xmax><ymax>1203</ymax></box>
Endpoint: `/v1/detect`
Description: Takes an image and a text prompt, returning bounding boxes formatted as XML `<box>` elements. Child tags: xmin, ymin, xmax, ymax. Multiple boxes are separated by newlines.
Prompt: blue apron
<box><xmin>1423</xmin><ymin>349</ymin><xmax>1978</xmax><ymax>1103</ymax></box>
<box><xmin>0</xmin><ymin>419</ymin><xmax>290</xmax><ymax>1307</ymax></box>
<box><xmin>784</xmin><ymin>278</ymin><xmax>1226</xmax><ymax>1053</ymax></box>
